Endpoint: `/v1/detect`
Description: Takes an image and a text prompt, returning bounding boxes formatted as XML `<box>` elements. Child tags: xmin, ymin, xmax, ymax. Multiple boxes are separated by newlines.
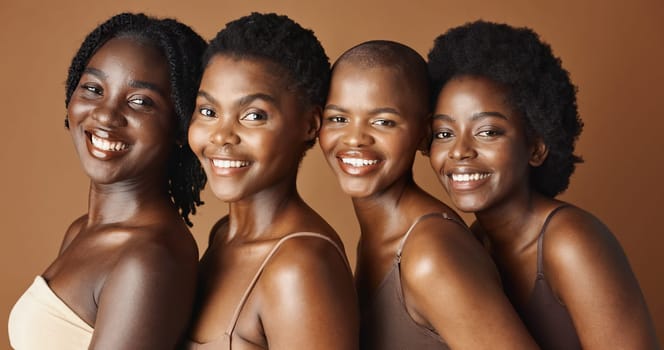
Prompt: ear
<box><xmin>529</xmin><ymin>137</ymin><xmax>548</xmax><ymax>167</ymax></box>
<box><xmin>417</xmin><ymin>112</ymin><xmax>433</xmax><ymax>156</ymax></box>
<box><xmin>305</xmin><ymin>105</ymin><xmax>322</xmax><ymax>143</ymax></box>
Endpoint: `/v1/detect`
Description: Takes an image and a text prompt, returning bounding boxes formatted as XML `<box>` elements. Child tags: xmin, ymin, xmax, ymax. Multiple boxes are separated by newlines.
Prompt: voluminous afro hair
<box><xmin>428</xmin><ymin>20</ymin><xmax>583</xmax><ymax>197</ymax></box>
<box><xmin>203</xmin><ymin>12</ymin><xmax>330</xmax><ymax>109</ymax></box>
<box><xmin>64</xmin><ymin>12</ymin><xmax>207</xmax><ymax>226</ymax></box>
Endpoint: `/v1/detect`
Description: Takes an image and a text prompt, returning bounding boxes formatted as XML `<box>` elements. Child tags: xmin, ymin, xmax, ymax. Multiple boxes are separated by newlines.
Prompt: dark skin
<box><xmin>186</xmin><ymin>55</ymin><xmax>359</xmax><ymax>349</ymax></box>
<box><xmin>430</xmin><ymin>75</ymin><xmax>659</xmax><ymax>349</ymax></box>
<box><xmin>41</xmin><ymin>37</ymin><xmax>199</xmax><ymax>349</ymax></box>
<box><xmin>319</xmin><ymin>61</ymin><xmax>539</xmax><ymax>349</ymax></box>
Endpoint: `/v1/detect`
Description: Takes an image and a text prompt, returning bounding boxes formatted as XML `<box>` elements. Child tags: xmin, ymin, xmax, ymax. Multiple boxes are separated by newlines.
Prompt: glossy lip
<box><xmin>443</xmin><ymin>166</ymin><xmax>492</xmax><ymax>192</ymax></box>
<box><xmin>335</xmin><ymin>149</ymin><xmax>382</xmax><ymax>176</ymax></box>
<box><xmin>206</xmin><ymin>155</ymin><xmax>253</xmax><ymax>177</ymax></box>
<box><xmin>84</xmin><ymin>128</ymin><xmax>131</xmax><ymax>160</ymax></box>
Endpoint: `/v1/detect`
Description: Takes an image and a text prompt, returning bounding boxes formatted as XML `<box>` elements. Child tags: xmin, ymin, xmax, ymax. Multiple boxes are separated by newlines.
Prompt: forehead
<box><xmin>87</xmin><ymin>37</ymin><xmax>170</xmax><ymax>84</ymax></box>
<box><xmin>437</xmin><ymin>76</ymin><xmax>513</xmax><ymax>113</ymax></box>
<box><xmin>200</xmin><ymin>55</ymin><xmax>296</xmax><ymax>100</ymax></box>
<box><xmin>329</xmin><ymin>63</ymin><xmax>423</xmax><ymax>112</ymax></box>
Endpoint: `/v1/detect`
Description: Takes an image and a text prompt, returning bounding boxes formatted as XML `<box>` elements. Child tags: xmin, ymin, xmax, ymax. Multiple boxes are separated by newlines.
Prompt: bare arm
<box><xmin>88</xmin><ymin>236</ymin><xmax>198</xmax><ymax>349</ymax></box>
<box><xmin>545</xmin><ymin>209</ymin><xmax>659</xmax><ymax>349</ymax></box>
<box><xmin>258</xmin><ymin>237</ymin><xmax>359</xmax><ymax>350</ymax></box>
<box><xmin>402</xmin><ymin>217</ymin><xmax>539</xmax><ymax>349</ymax></box>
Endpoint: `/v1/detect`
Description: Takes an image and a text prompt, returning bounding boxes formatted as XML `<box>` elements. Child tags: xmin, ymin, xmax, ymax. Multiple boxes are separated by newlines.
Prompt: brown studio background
<box><xmin>1</xmin><ymin>0</ymin><xmax>663</xmax><ymax>346</ymax></box>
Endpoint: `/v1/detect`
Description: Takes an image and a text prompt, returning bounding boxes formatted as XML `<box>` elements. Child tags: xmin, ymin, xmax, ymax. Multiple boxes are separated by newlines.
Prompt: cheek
<box><xmin>67</xmin><ymin>100</ymin><xmax>91</xmax><ymax>125</ymax></box>
<box><xmin>428</xmin><ymin>143</ymin><xmax>448</xmax><ymax>171</ymax></box>
<box><xmin>317</xmin><ymin>128</ymin><xmax>338</xmax><ymax>155</ymax></box>
<box><xmin>187</xmin><ymin>122</ymin><xmax>208</xmax><ymax>156</ymax></box>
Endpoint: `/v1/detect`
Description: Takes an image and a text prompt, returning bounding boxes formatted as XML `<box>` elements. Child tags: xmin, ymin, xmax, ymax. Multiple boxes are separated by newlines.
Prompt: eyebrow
<box><xmin>324</xmin><ymin>104</ymin><xmax>401</xmax><ymax>116</ymax></box>
<box><xmin>83</xmin><ymin>67</ymin><xmax>106</xmax><ymax>79</ymax></box>
<box><xmin>82</xmin><ymin>67</ymin><xmax>167</xmax><ymax>96</ymax></box>
<box><xmin>433</xmin><ymin>111</ymin><xmax>508</xmax><ymax>122</ymax></box>
<box><xmin>197</xmin><ymin>91</ymin><xmax>278</xmax><ymax>108</ymax></box>
<box><xmin>128</xmin><ymin>80</ymin><xmax>166</xmax><ymax>96</ymax></box>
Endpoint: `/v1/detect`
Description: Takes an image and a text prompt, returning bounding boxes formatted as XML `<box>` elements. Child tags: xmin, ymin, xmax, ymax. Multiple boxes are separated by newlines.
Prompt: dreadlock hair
<box><xmin>64</xmin><ymin>12</ymin><xmax>207</xmax><ymax>226</ymax></box>
<box><xmin>203</xmin><ymin>12</ymin><xmax>331</xmax><ymax>150</ymax></box>
<box><xmin>428</xmin><ymin>20</ymin><xmax>583</xmax><ymax>197</ymax></box>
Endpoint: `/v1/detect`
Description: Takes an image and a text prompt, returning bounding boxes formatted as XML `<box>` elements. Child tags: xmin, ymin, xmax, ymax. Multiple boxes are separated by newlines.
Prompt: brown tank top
<box><xmin>360</xmin><ymin>213</ymin><xmax>457</xmax><ymax>350</ymax></box>
<box><xmin>521</xmin><ymin>205</ymin><xmax>582</xmax><ymax>350</ymax></box>
<box><xmin>183</xmin><ymin>232</ymin><xmax>351</xmax><ymax>350</ymax></box>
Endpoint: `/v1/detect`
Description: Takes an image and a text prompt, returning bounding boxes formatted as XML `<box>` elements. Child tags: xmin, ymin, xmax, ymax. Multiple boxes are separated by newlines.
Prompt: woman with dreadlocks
<box><xmin>8</xmin><ymin>13</ymin><xmax>206</xmax><ymax>349</ymax></box>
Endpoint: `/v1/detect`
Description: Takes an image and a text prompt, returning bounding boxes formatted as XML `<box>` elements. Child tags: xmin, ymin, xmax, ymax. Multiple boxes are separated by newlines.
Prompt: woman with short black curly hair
<box><xmin>8</xmin><ymin>13</ymin><xmax>206</xmax><ymax>349</ymax></box>
<box><xmin>428</xmin><ymin>20</ymin><xmax>658</xmax><ymax>349</ymax></box>
<box><xmin>183</xmin><ymin>12</ymin><xmax>358</xmax><ymax>349</ymax></box>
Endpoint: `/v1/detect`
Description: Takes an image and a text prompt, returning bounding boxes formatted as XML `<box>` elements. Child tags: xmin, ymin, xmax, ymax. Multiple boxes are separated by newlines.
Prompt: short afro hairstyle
<box><xmin>333</xmin><ymin>40</ymin><xmax>431</xmax><ymax>119</ymax></box>
<box><xmin>203</xmin><ymin>12</ymin><xmax>330</xmax><ymax>109</ymax></box>
<box><xmin>428</xmin><ymin>20</ymin><xmax>583</xmax><ymax>197</ymax></box>
<box><xmin>64</xmin><ymin>12</ymin><xmax>207</xmax><ymax>226</ymax></box>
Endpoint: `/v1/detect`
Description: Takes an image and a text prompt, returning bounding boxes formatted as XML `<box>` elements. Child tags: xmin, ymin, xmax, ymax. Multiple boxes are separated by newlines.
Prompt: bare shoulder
<box><xmin>400</xmin><ymin>214</ymin><xmax>497</xmax><ymax>286</ymax></box>
<box><xmin>254</xmin><ymin>233</ymin><xmax>358</xmax><ymax>349</ymax></box>
<box><xmin>539</xmin><ymin>206</ymin><xmax>659</xmax><ymax>348</ymax></box>
<box><xmin>115</xmin><ymin>221</ymin><xmax>198</xmax><ymax>274</ymax></box>
<box><xmin>540</xmin><ymin>205</ymin><xmax>623</xmax><ymax>275</ymax></box>
<box><xmin>261</xmin><ymin>233</ymin><xmax>351</xmax><ymax>283</ymax></box>
<box><xmin>91</xmin><ymin>222</ymin><xmax>199</xmax><ymax>349</ymax></box>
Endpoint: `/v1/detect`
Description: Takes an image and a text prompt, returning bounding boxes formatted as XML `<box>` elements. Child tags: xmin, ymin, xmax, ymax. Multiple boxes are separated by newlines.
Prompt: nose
<box><xmin>209</xmin><ymin>117</ymin><xmax>240</xmax><ymax>146</ymax></box>
<box><xmin>448</xmin><ymin>134</ymin><xmax>477</xmax><ymax>160</ymax></box>
<box><xmin>91</xmin><ymin>101</ymin><xmax>127</xmax><ymax>128</ymax></box>
<box><xmin>341</xmin><ymin>122</ymin><xmax>373</xmax><ymax>147</ymax></box>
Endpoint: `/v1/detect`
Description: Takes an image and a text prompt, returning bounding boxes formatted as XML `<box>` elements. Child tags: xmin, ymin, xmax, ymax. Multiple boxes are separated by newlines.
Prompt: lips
<box><xmin>206</xmin><ymin>155</ymin><xmax>252</xmax><ymax>177</ymax></box>
<box><xmin>91</xmin><ymin>134</ymin><xmax>128</xmax><ymax>151</ymax></box>
<box><xmin>444</xmin><ymin>167</ymin><xmax>492</xmax><ymax>191</ymax></box>
<box><xmin>211</xmin><ymin>159</ymin><xmax>251</xmax><ymax>169</ymax></box>
<box><xmin>335</xmin><ymin>150</ymin><xmax>382</xmax><ymax>176</ymax></box>
<box><xmin>85</xmin><ymin>129</ymin><xmax>130</xmax><ymax>160</ymax></box>
<box><xmin>450</xmin><ymin>172</ymin><xmax>491</xmax><ymax>182</ymax></box>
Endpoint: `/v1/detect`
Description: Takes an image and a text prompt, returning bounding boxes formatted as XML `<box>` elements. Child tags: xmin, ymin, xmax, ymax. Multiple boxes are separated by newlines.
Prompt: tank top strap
<box><xmin>396</xmin><ymin>212</ymin><xmax>464</xmax><ymax>262</ymax></box>
<box><xmin>536</xmin><ymin>205</ymin><xmax>572</xmax><ymax>275</ymax></box>
<box><xmin>225</xmin><ymin>232</ymin><xmax>349</xmax><ymax>338</ymax></box>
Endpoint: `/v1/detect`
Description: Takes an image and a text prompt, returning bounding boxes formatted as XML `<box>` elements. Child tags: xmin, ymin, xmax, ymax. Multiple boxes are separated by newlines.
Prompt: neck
<box><xmin>474</xmin><ymin>189</ymin><xmax>546</xmax><ymax>253</ymax></box>
<box><xmin>86</xmin><ymin>176</ymin><xmax>172</xmax><ymax>225</ymax></box>
<box><xmin>352</xmin><ymin>174</ymin><xmax>419</xmax><ymax>243</ymax></box>
<box><xmin>226</xmin><ymin>181</ymin><xmax>302</xmax><ymax>242</ymax></box>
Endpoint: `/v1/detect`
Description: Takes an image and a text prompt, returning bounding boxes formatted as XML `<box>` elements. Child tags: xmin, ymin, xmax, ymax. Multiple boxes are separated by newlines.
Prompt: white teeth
<box><xmin>341</xmin><ymin>158</ymin><xmax>379</xmax><ymax>167</ymax></box>
<box><xmin>91</xmin><ymin>134</ymin><xmax>128</xmax><ymax>151</ymax></box>
<box><xmin>451</xmin><ymin>173</ymin><xmax>490</xmax><ymax>182</ymax></box>
<box><xmin>212</xmin><ymin>159</ymin><xmax>250</xmax><ymax>168</ymax></box>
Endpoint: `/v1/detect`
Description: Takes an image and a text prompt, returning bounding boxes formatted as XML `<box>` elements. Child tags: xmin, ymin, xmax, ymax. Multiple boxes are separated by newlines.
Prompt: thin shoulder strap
<box><xmin>396</xmin><ymin>212</ymin><xmax>465</xmax><ymax>261</ymax></box>
<box><xmin>536</xmin><ymin>205</ymin><xmax>571</xmax><ymax>275</ymax></box>
<box><xmin>225</xmin><ymin>232</ymin><xmax>349</xmax><ymax>338</ymax></box>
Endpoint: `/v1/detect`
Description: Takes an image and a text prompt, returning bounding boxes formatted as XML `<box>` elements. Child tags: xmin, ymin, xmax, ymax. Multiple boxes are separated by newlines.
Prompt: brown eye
<box><xmin>199</xmin><ymin>107</ymin><xmax>216</xmax><ymax>118</ymax></box>
<box><xmin>434</xmin><ymin>130</ymin><xmax>453</xmax><ymax>139</ymax></box>
<box><xmin>326</xmin><ymin>116</ymin><xmax>347</xmax><ymax>123</ymax></box>
<box><xmin>240</xmin><ymin>111</ymin><xmax>267</xmax><ymax>121</ymax></box>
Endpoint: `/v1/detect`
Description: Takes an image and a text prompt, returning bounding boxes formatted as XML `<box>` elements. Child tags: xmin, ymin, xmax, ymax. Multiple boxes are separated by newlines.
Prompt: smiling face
<box><xmin>319</xmin><ymin>62</ymin><xmax>427</xmax><ymax>198</ymax></box>
<box><xmin>188</xmin><ymin>55</ymin><xmax>316</xmax><ymax>202</ymax></box>
<box><xmin>67</xmin><ymin>36</ymin><xmax>175</xmax><ymax>185</ymax></box>
<box><xmin>429</xmin><ymin>75</ymin><xmax>542</xmax><ymax>213</ymax></box>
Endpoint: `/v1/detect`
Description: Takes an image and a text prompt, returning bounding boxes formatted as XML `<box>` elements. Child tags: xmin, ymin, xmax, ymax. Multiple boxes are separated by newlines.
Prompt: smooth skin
<box><xmin>430</xmin><ymin>75</ymin><xmax>659</xmax><ymax>349</ymax></box>
<box><xmin>187</xmin><ymin>55</ymin><xmax>358</xmax><ymax>350</ymax></box>
<box><xmin>42</xmin><ymin>37</ymin><xmax>199</xmax><ymax>349</ymax></box>
<box><xmin>319</xmin><ymin>62</ymin><xmax>539</xmax><ymax>349</ymax></box>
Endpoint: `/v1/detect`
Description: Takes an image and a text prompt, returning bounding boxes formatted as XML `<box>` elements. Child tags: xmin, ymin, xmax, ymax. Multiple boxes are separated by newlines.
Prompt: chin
<box><xmin>449</xmin><ymin>196</ymin><xmax>488</xmax><ymax>214</ymax></box>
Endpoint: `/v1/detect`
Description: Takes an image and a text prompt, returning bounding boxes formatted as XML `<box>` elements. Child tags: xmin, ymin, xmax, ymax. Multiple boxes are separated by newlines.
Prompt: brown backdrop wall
<box><xmin>1</xmin><ymin>0</ymin><xmax>662</xmax><ymax>346</ymax></box>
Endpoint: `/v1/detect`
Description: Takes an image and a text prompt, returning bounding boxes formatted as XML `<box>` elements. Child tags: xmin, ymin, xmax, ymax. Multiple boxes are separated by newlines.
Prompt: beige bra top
<box><xmin>8</xmin><ymin>276</ymin><xmax>94</xmax><ymax>350</ymax></box>
<box><xmin>184</xmin><ymin>232</ymin><xmax>350</xmax><ymax>350</ymax></box>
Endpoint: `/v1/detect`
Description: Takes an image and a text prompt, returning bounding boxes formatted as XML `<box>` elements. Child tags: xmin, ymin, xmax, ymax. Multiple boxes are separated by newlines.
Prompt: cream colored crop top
<box><xmin>8</xmin><ymin>276</ymin><xmax>93</xmax><ymax>350</ymax></box>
